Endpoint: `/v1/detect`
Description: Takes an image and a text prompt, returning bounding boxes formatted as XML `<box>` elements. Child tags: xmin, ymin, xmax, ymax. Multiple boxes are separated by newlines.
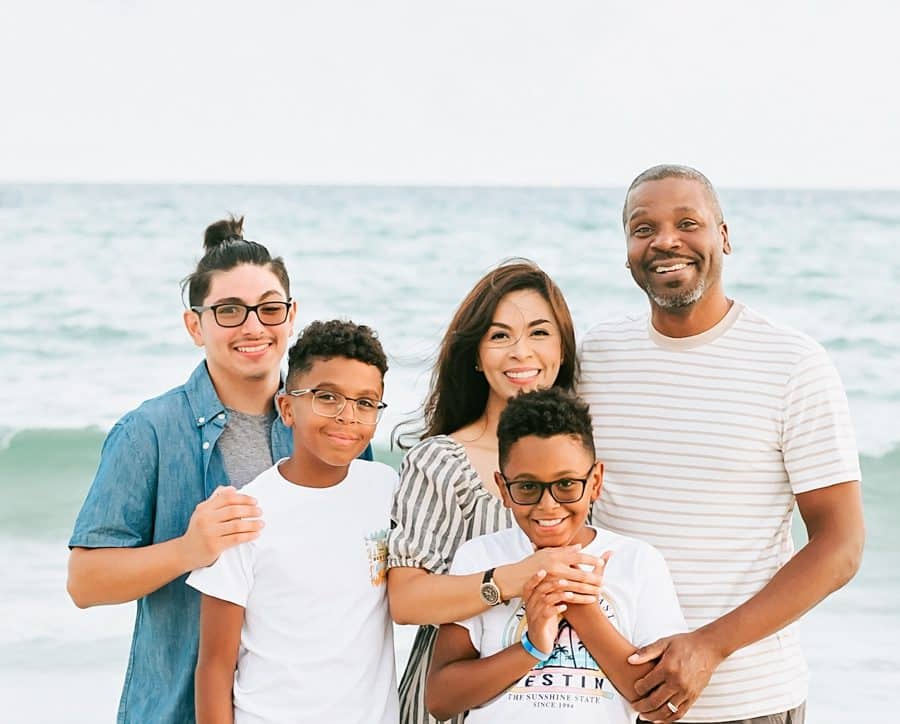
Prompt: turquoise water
<box><xmin>1</xmin><ymin>184</ymin><xmax>898</xmax><ymax>722</ymax></box>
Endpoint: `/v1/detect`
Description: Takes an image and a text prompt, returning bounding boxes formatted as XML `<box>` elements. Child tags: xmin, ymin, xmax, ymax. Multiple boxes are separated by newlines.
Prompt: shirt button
<box><xmin>202</xmin><ymin>441</ymin><xmax>210</xmax><ymax>450</ymax></box>
<box><xmin>198</xmin><ymin>417</ymin><xmax>205</xmax><ymax>424</ymax></box>
<box><xmin>218</xmin><ymin>413</ymin><xmax>225</xmax><ymax>420</ymax></box>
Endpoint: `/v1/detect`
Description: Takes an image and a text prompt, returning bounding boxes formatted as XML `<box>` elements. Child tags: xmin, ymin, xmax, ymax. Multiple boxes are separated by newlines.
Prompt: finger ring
<box><xmin>666</xmin><ymin>701</ymin><xmax>679</xmax><ymax>714</ymax></box>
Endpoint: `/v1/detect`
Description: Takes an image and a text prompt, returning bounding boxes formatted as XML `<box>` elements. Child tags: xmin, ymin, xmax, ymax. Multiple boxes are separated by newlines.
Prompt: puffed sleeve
<box><xmin>388</xmin><ymin>437</ymin><xmax>472</xmax><ymax>574</ymax></box>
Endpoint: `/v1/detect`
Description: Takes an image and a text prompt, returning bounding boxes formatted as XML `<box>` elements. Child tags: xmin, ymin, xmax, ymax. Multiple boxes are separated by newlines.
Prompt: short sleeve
<box><xmin>186</xmin><ymin>542</ymin><xmax>255</xmax><ymax>607</ymax></box>
<box><xmin>782</xmin><ymin>347</ymin><xmax>861</xmax><ymax>494</ymax></box>
<box><xmin>388</xmin><ymin>438</ymin><xmax>469</xmax><ymax>573</ymax></box>
<box><xmin>69</xmin><ymin>413</ymin><xmax>159</xmax><ymax>549</ymax></box>
<box><xmin>631</xmin><ymin>544</ymin><xmax>687</xmax><ymax>648</ymax></box>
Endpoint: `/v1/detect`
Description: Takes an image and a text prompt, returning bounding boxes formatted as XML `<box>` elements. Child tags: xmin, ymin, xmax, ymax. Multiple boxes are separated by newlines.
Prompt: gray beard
<box><xmin>642</xmin><ymin>278</ymin><xmax>706</xmax><ymax>309</ymax></box>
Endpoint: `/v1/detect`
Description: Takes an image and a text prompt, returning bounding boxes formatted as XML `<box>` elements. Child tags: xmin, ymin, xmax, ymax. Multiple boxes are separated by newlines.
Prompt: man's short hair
<box><xmin>286</xmin><ymin>319</ymin><xmax>388</xmax><ymax>386</ymax></box>
<box><xmin>623</xmin><ymin>164</ymin><xmax>724</xmax><ymax>226</ymax></box>
<box><xmin>497</xmin><ymin>388</ymin><xmax>595</xmax><ymax>469</ymax></box>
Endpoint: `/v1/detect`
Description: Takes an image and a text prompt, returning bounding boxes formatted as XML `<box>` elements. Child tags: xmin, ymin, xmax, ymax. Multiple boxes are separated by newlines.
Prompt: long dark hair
<box><xmin>181</xmin><ymin>215</ymin><xmax>291</xmax><ymax>306</ymax></box>
<box><xmin>395</xmin><ymin>259</ymin><xmax>576</xmax><ymax>448</ymax></box>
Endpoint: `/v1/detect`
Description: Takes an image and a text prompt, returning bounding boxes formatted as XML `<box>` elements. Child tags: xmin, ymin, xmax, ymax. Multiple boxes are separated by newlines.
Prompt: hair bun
<box><xmin>203</xmin><ymin>215</ymin><xmax>245</xmax><ymax>251</ymax></box>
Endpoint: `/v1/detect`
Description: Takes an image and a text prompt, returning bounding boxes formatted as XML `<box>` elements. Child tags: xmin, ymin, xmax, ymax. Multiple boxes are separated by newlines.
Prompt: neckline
<box><xmin>648</xmin><ymin>301</ymin><xmax>744</xmax><ymax>351</ymax></box>
<box><xmin>435</xmin><ymin>434</ymin><xmax>499</xmax><ymax>500</ymax></box>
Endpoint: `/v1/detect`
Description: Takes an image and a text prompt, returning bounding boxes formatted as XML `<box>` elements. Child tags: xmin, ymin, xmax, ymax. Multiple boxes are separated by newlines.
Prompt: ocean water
<box><xmin>1</xmin><ymin>184</ymin><xmax>898</xmax><ymax>722</ymax></box>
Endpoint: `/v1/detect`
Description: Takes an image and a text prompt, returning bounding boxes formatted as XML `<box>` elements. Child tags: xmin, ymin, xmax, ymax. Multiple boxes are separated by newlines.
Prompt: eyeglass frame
<box><xmin>285</xmin><ymin>387</ymin><xmax>388</xmax><ymax>425</ymax></box>
<box><xmin>498</xmin><ymin>462</ymin><xmax>597</xmax><ymax>505</ymax></box>
<box><xmin>190</xmin><ymin>299</ymin><xmax>293</xmax><ymax>328</ymax></box>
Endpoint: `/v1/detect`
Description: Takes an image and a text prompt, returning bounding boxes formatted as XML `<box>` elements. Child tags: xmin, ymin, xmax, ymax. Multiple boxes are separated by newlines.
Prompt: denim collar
<box><xmin>183</xmin><ymin>361</ymin><xmax>284</xmax><ymax>429</ymax></box>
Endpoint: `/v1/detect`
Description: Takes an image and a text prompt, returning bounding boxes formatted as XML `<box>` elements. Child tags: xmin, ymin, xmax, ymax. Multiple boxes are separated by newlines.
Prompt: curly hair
<box><xmin>286</xmin><ymin>319</ymin><xmax>388</xmax><ymax>386</ymax></box>
<box><xmin>497</xmin><ymin>388</ymin><xmax>595</xmax><ymax>469</ymax></box>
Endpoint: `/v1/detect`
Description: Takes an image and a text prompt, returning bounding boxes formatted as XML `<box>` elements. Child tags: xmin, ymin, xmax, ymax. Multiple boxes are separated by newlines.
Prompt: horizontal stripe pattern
<box><xmin>388</xmin><ymin>435</ymin><xmax>512</xmax><ymax>724</ymax></box>
<box><xmin>578</xmin><ymin>303</ymin><xmax>860</xmax><ymax>722</ymax></box>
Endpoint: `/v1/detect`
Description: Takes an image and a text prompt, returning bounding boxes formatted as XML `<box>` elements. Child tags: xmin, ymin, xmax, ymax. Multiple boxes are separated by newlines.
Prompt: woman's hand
<box><xmin>495</xmin><ymin>545</ymin><xmax>605</xmax><ymax>604</ymax></box>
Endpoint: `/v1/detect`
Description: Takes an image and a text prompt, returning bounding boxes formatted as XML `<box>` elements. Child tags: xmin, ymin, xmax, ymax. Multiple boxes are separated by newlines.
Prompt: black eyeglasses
<box><xmin>191</xmin><ymin>300</ymin><xmax>292</xmax><ymax>328</ymax></box>
<box><xmin>286</xmin><ymin>388</ymin><xmax>387</xmax><ymax>425</ymax></box>
<box><xmin>499</xmin><ymin>463</ymin><xmax>596</xmax><ymax>505</ymax></box>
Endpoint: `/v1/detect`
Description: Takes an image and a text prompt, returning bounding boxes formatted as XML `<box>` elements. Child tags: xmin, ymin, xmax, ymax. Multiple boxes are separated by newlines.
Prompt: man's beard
<box><xmin>641</xmin><ymin>278</ymin><xmax>706</xmax><ymax>309</ymax></box>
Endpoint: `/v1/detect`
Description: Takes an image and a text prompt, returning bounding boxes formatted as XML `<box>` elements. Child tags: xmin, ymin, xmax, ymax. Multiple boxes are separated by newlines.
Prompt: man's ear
<box><xmin>183</xmin><ymin>309</ymin><xmax>204</xmax><ymax>347</ymax></box>
<box><xmin>589</xmin><ymin>461</ymin><xmax>604</xmax><ymax>502</ymax></box>
<box><xmin>721</xmin><ymin>222</ymin><xmax>731</xmax><ymax>255</ymax></box>
<box><xmin>495</xmin><ymin>471</ymin><xmax>512</xmax><ymax>510</ymax></box>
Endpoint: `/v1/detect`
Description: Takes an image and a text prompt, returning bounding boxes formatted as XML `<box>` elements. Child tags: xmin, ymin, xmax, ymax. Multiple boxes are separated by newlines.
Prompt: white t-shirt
<box><xmin>578</xmin><ymin>303</ymin><xmax>861</xmax><ymax>721</ymax></box>
<box><xmin>187</xmin><ymin>459</ymin><xmax>399</xmax><ymax>724</ymax></box>
<box><xmin>450</xmin><ymin>526</ymin><xmax>686</xmax><ymax>724</ymax></box>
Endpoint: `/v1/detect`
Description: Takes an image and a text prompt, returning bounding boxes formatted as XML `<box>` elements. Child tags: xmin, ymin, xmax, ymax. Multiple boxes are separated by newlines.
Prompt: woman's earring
<box><xmin>474</xmin><ymin>361</ymin><xmax>482</xmax><ymax>372</ymax></box>
<box><xmin>625</xmin><ymin>260</ymin><xmax>631</xmax><ymax>269</ymax></box>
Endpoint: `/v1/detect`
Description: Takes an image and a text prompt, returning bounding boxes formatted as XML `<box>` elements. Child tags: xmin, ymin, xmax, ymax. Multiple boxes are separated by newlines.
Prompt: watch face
<box><xmin>480</xmin><ymin>582</ymin><xmax>501</xmax><ymax>606</ymax></box>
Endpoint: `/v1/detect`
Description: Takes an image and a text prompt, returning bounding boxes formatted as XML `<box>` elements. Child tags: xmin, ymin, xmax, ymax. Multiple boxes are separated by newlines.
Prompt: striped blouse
<box><xmin>388</xmin><ymin>435</ymin><xmax>513</xmax><ymax>724</ymax></box>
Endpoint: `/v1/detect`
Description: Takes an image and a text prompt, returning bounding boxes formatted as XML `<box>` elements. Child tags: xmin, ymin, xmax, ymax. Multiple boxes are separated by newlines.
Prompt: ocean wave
<box><xmin>1</xmin><ymin>427</ymin><xmax>896</xmax><ymax>543</ymax></box>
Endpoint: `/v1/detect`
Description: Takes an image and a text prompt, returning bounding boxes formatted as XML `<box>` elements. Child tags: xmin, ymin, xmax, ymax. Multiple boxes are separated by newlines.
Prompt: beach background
<box><xmin>1</xmin><ymin>183</ymin><xmax>897</xmax><ymax>722</ymax></box>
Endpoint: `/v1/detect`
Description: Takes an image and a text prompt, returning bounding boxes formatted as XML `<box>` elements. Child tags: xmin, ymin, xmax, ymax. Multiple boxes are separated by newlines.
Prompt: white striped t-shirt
<box><xmin>577</xmin><ymin>302</ymin><xmax>860</xmax><ymax>722</ymax></box>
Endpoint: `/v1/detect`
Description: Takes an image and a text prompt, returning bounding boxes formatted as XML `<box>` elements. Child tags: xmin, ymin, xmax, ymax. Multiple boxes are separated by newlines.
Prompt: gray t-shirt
<box><xmin>218</xmin><ymin>408</ymin><xmax>277</xmax><ymax>488</ymax></box>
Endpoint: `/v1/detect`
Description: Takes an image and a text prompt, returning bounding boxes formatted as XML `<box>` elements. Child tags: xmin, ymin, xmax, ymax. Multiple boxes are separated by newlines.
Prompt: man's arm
<box><xmin>629</xmin><ymin>480</ymin><xmax>864</xmax><ymax>722</ymax></box>
<box><xmin>67</xmin><ymin>486</ymin><xmax>263</xmax><ymax>607</ymax></box>
<box><xmin>195</xmin><ymin>594</ymin><xmax>244</xmax><ymax>724</ymax></box>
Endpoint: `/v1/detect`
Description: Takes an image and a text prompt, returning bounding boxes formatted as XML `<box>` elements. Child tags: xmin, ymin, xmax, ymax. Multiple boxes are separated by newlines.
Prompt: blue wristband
<box><xmin>521</xmin><ymin>631</ymin><xmax>552</xmax><ymax>662</ymax></box>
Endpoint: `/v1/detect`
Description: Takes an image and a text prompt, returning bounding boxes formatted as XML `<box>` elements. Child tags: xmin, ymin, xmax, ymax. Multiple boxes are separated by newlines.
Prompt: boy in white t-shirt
<box><xmin>426</xmin><ymin>388</ymin><xmax>686</xmax><ymax>723</ymax></box>
<box><xmin>187</xmin><ymin>320</ymin><xmax>399</xmax><ymax>724</ymax></box>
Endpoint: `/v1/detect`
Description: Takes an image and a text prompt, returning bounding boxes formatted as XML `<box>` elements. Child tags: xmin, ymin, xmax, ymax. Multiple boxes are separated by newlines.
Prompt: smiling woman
<box><xmin>386</xmin><ymin>260</ymin><xmax>607</xmax><ymax>724</ymax></box>
<box><xmin>65</xmin><ymin>216</ymin><xmax>303</xmax><ymax>723</ymax></box>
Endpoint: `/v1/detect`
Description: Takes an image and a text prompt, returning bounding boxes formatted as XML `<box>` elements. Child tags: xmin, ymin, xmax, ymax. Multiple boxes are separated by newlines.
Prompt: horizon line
<box><xmin>2</xmin><ymin>179</ymin><xmax>899</xmax><ymax>193</ymax></box>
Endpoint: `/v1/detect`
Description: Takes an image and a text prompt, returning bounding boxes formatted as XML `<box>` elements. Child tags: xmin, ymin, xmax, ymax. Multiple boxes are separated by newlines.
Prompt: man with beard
<box><xmin>577</xmin><ymin>165</ymin><xmax>864</xmax><ymax>724</ymax></box>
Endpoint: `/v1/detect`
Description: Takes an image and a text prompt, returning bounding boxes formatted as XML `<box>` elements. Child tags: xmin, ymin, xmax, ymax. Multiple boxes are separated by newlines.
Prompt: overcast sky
<box><xmin>3</xmin><ymin>0</ymin><xmax>898</xmax><ymax>188</ymax></box>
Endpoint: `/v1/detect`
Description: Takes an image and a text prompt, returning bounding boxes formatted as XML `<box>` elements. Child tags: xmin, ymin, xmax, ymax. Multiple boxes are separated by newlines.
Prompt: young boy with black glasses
<box><xmin>426</xmin><ymin>388</ymin><xmax>686</xmax><ymax>723</ymax></box>
<box><xmin>188</xmin><ymin>319</ymin><xmax>398</xmax><ymax>724</ymax></box>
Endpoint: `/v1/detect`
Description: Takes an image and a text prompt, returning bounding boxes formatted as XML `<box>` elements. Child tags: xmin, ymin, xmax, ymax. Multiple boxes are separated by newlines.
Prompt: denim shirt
<box><xmin>70</xmin><ymin>362</ymin><xmax>375</xmax><ymax>723</ymax></box>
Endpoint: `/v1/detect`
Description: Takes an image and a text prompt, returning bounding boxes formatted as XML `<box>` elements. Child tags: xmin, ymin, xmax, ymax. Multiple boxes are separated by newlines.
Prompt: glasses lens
<box><xmin>508</xmin><ymin>482</ymin><xmax>542</xmax><ymax>505</ymax></box>
<box><xmin>214</xmin><ymin>304</ymin><xmax>247</xmax><ymax>327</ymax></box>
<box><xmin>552</xmin><ymin>479</ymin><xmax>585</xmax><ymax>502</ymax></box>
<box><xmin>352</xmin><ymin>398</ymin><xmax>383</xmax><ymax>424</ymax></box>
<box><xmin>257</xmin><ymin>302</ymin><xmax>289</xmax><ymax>325</ymax></box>
<box><xmin>312</xmin><ymin>390</ymin><xmax>345</xmax><ymax>417</ymax></box>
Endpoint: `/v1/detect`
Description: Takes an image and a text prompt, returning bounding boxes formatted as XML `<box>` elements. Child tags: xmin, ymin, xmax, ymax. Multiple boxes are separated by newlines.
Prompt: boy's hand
<box><xmin>496</xmin><ymin>545</ymin><xmax>604</xmax><ymax>604</ymax></box>
<box><xmin>522</xmin><ymin>570</ymin><xmax>568</xmax><ymax>655</ymax></box>
<box><xmin>179</xmin><ymin>486</ymin><xmax>264</xmax><ymax>571</ymax></box>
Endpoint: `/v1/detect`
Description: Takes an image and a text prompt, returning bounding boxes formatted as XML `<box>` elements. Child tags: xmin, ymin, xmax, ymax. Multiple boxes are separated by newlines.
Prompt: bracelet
<box><xmin>520</xmin><ymin>631</ymin><xmax>552</xmax><ymax>662</ymax></box>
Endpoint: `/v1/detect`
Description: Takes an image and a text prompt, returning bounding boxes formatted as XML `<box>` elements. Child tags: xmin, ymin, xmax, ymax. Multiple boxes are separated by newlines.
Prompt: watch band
<box><xmin>482</xmin><ymin>568</ymin><xmax>495</xmax><ymax>585</ymax></box>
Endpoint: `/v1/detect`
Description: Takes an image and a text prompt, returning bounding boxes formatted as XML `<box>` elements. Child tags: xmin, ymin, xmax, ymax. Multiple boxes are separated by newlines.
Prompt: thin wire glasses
<box><xmin>286</xmin><ymin>388</ymin><xmax>387</xmax><ymax>425</ymax></box>
<box><xmin>191</xmin><ymin>300</ymin><xmax>292</xmax><ymax>328</ymax></box>
<box><xmin>499</xmin><ymin>463</ymin><xmax>596</xmax><ymax>505</ymax></box>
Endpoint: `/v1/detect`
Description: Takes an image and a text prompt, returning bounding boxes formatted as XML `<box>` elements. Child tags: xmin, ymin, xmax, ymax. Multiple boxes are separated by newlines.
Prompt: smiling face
<box><xmin>477</xmin><ymin>289</ymin><xmax>563</xmax><ymax>410</ymax></box>
<box><xmin>496</xmin><ymin>434</ymin><xmax>602</xmax><ymax>549</ymax></box>
<box><xmin>277</xmin><ymin>356</ymin><xmax>383</xmax><ymax>476</ymax></box>
<box><xmin>624</xmin><ymin>177</ymin><xmax>731</xmax><ymax>314</ymax></box>
<box><xmin>184</xmin><ymin>263</ymin><xmax>295</xmax><ymax>388</ymax></box>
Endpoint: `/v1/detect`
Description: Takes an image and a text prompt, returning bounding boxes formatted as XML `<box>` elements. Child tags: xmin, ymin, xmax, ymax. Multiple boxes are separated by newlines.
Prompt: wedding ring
<box><xmin>666</xmin><ymin>701</ymin><xmax>679</xmax><ymax>714</ymax></box>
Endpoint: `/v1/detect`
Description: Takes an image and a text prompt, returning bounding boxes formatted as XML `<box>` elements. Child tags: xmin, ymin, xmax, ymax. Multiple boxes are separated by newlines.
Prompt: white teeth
<box><xmin>506</xmin><ymin>370</ymin><xmax>539</xmax><ymax>379</ymax></box>
<box><xmin>536</xmin><ymin>519</ymin><xmax>563</xmax><ymax>527</ymax></box>
<box><xmin>654</xmin><ymin>263</ymin><xmax>688</xmax><ymax>273</ymax></box>
<box><xmin>237</xmin><ymin>343</ymin><xmax>269</xmax><ymax>353</ymax></box>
